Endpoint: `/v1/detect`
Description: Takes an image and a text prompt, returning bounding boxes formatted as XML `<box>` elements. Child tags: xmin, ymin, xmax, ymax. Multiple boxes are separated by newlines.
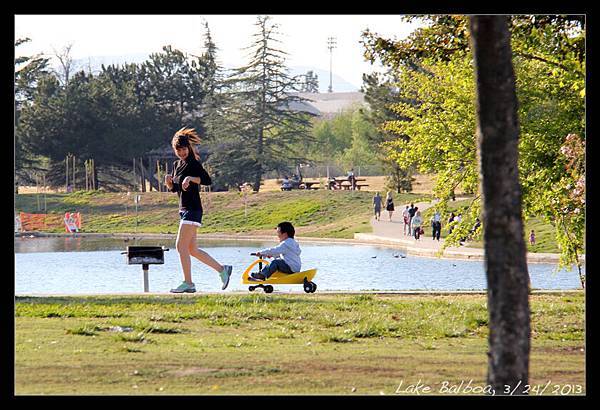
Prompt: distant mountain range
<box><xmin>70</xmin><ymin>54</ymin><xmax>361</xmax><ymax>92</ymax></box>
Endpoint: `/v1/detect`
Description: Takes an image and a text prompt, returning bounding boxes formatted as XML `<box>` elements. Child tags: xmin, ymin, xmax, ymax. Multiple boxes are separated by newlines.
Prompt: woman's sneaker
<box><xmin>170</xmin><ymin>281</ymin><xmax>196</xmax><ymax>293</ymax></box>
<box><xmin>219</xmin><ymin>265</ymin><xmax>233</xmax><ymax>290</ymax></box>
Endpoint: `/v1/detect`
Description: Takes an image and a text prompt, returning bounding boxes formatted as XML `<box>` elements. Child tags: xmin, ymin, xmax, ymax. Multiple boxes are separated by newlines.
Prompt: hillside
<box><xmin>15</xmin><ymin>190</ymin><xmax>426</xmax><ymax>239</ymax></box>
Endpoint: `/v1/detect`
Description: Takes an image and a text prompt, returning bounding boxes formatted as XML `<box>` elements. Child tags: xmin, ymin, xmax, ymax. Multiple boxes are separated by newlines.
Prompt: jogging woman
<box><xmin>165</xmin><ymin>127</ymin><xmax>232</xmax><ymax>293</ymax></box>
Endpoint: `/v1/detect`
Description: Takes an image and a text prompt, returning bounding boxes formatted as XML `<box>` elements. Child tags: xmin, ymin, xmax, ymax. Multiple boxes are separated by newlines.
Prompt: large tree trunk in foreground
<box><xmin>470</xmin><ymin>16</ymin><xmax>531</xmax><ymax>395</ymax></box>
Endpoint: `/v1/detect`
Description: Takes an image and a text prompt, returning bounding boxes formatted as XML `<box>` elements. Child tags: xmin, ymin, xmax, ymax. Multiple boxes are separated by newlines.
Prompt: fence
<box><xmin>17</xmin><ymin>212</ymin><xmax>82</xmax><ymax>232</ymax></box>
<box><xmin>18</xmin><ymin>212</ymin><xmax>48</xmax><ymax>231</ymax></box>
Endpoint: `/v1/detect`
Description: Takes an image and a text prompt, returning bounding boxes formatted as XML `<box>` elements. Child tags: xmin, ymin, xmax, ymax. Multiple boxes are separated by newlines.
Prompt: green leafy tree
<box><xmin>362</xmin><ymin>15</ymin><xmax>585</xmax><ymax>275</ymax></box>
<box><xmin>340</xmin><ymin>110</ymin><xmax>379</xmax><ymax>169</ymax></box>
<box><xmin>306</xmin><ymin>109</ymin><xmax>352</xmax><ymax>165</ymax></box>
<box><xmin>140</xmin><ymin>45</ymin><xmax>206</xmax><ymax>127</ymax></box>
<box><xmin>361</xmin><ymin>71</ymin><xmax>415</xmax><ymax>192</ymax></box>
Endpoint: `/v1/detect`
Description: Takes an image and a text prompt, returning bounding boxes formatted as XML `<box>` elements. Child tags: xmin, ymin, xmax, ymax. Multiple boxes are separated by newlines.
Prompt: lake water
<box><xmin>14</xmin><ymin>236</ymin><xmax>583</xmax><ymax>294</ymax></box>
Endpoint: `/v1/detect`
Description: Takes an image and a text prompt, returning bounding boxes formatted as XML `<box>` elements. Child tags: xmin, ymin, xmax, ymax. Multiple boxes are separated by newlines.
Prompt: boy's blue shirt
<box><xmin>259</xmin><ymin>237</ymin><xmax>302</xmax><ymax>272</ymax></box>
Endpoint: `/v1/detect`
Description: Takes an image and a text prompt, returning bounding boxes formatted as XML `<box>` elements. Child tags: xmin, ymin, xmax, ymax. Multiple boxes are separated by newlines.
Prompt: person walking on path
<box><xmin>372</xmin><ymin>192</ymin><xmax>382</xmax><ymax>221</ymax></box>
<box><xmin>165</xmin><ymin>127</ymin><xmax>233</xmax><ymax>293</ymax></box>
<box><xmin>410</xmin><ymin>206</ymin><xmax>419</xmax><ymax>237</ymax></box>
<box><xmin>448</xmin><ymin>212</ymin><xmax>456</xmax><ymax>234</ymax></box>
<box><xmin>402</xmin><ymin>205</ymin><xmax>410</xmax><ymax>235</ymax></box>
<box><xmin>431</xmin><ymin>210</ymin><xmax>442</xmax><ymax>241</ymax></box>
<box><xmin>412</xmin><ymin>210</ymin><xmax>423</xmax><ymax>240</ymax></box>
<box><xmin>407</xmin><ymin>203</ymin><xmax>416</xmax><ymax>236</ymax></box>
<box><xmin>529</xmin><ymin>229</ymin><xmax>536</xmax><ymax>246</ymax></box>
<box><xmin>385</xmin><ymin>192</ymin><xmax>395</xmax><ymax>221</ymax></box>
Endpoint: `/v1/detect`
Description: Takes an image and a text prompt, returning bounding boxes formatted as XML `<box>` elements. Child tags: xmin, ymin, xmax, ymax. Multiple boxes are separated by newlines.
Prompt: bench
<box><xmin>340</xmin><ymin>181</ymin><xmax>369</xmax><ymax>190</ymax></box>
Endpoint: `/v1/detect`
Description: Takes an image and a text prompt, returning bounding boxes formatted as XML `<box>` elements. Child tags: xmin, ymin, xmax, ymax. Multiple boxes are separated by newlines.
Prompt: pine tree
<box><xmin>15</xmin><ymin>38</ymin><xmax>51</xmax><ymax>176</ymax></box>
<box><xmin>221</xmin><ymin>16</ymin><xmax>314</xmax><ymax>191</ymax></box>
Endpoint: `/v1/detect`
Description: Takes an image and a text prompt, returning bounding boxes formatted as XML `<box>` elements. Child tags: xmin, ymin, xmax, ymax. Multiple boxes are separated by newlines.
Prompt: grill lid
<box><xmin>122</xmin><ymin>246</ymin><xmax>169</xmax><ymax>265</ymax></box>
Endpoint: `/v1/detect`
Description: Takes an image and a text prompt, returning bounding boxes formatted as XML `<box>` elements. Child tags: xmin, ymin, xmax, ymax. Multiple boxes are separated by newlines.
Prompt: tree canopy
<box><xmin>361</xmin><ymin>15</ymin><xmax>585</xmax><ymax>276</ymax></box>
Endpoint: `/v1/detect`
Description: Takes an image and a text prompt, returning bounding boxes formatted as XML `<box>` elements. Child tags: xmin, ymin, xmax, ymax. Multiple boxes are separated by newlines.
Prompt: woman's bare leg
<box><xmin>176</xmin><ymin>223</ymin><xmax>196</xmax><ymax>284</ymax></box>
<box><xmin>189</xmin><ymin>230</ymin><xmax>224</xmax><ymax>273</ymax></box>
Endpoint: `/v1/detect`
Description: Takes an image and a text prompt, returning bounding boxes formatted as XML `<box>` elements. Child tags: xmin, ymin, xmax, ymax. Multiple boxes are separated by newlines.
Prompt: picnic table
<box><xmin>330</xmin><ymin>177</ymin><xmax>366</xmax><ymax>190</ymax></box>
<box><xmin>301</xmin><ymin>181</ymin><xmax>320</xmax><ymax>190</ymax></box>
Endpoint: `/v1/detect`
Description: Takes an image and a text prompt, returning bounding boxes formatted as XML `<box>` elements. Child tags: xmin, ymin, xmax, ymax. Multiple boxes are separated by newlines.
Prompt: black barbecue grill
<box><xmin>121</xmin><ymin>246</ymin><xmax>169</xmax><ymax>292</ymax></box>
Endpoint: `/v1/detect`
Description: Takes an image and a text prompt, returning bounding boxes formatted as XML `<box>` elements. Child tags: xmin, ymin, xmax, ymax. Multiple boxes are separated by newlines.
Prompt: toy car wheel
<box><xmin>310</xmin><ymin>282</ymin><xmax>317</xmax><ymax>293</ymax></box>
<box><xmin>264</xmin><ymin>285</ymin><xmax>274</xmax><ymax>293</ymax></box>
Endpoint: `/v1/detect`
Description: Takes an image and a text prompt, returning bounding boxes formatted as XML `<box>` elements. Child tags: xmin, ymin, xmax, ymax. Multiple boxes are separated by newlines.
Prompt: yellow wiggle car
<box><xmin>242</xmin><ymin>253</ymin><xmax>317</xmax><ymax>293</ymax></box>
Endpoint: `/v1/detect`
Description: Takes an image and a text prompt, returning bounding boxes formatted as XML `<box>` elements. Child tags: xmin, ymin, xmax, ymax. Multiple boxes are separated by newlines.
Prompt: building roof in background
<box><xmin>294</xmin><ymin>92</ymin><xmax>366</xmax><ymax>117</ymax></box>
<box><xmin>281</xmin><ymin>99</ymin><xmax>321</xmax><ymax>116</ymax></box>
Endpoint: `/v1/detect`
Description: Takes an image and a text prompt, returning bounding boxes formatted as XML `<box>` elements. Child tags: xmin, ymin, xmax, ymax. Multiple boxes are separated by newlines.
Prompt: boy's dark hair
<box><xmin>277</xmin><ymin>221</ymin><xmax>295</xmax><ymax>238</ymax></box>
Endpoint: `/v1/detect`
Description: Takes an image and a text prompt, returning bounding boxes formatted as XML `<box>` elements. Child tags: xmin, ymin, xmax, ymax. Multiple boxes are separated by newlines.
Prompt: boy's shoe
<box><xmin>248</xmin><ymin>272</ymin><xmax>266</xmax><ymax>281</ymax></box>
<box><xmin>170</xmin><ymin>281</ymin><xmax>196</xmax><ymax>293</ymax></box>
<box><xmin>219</xmin><ymin>265</ymin><xmax>233</xmax><ymax>290</ymax></box>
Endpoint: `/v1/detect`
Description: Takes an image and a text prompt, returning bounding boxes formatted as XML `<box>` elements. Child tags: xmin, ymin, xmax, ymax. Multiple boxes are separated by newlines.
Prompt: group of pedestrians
<box><xmin>401</xmin><ymin>203</ymin><xmax>424</xmax><ymax>240</ymax></box>
<box><xmin>373</xmin><ymin>193</ymin><xmax>427</xmax><ymax>240</ymax></box>
<box><xmin>372</xmin><ymin>193</ymin><xmax>448</xmax><ymax>242</ymax></box>
<box><xmin>373</xmin><ymin>193</ymin><xmax>521</xmax><ymax>246</ymax></box>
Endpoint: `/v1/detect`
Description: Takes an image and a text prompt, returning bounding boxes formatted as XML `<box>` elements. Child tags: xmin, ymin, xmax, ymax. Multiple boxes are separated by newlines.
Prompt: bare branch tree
<box><xmin>52</xmin><ymin>43</ymin><xmax>76</xmax><ymax>86</ymax></box>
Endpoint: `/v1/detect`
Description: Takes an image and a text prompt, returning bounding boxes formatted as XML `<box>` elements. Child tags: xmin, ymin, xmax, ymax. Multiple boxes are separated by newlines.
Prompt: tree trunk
<box><xmin>65</xmin><ymin>155</ymin><xmax>69</xmax><ymax>192</ymax></box>
<box><xmin>470</xmin><ymin>15</ymin><xmax>531</xmax><ymax>395</ymax></box>
<box><xmin>140</xmin><ymin>157</ymin><xmax>146</xmax><ymax>192</ymax></box>
<box><xmin>253</xmin><ymin>127</ymin><xmax>264</xmax><ymax>192</ymax></box>
<box><xmin>149</xmin><ymin>157</ymin><xmax>154</xmax><ymax>192</ymax></box>
<box><xmin>92</xmin><ymin>159</ymin><xmax>98</xmax><ymax>190</ymax></box>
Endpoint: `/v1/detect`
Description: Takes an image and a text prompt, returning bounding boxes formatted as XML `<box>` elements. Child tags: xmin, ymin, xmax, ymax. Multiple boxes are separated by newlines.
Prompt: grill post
<box><xmin>143</xmin><ymin>263</ymin><xmax>149</xmax><ymax>292</ymax></box>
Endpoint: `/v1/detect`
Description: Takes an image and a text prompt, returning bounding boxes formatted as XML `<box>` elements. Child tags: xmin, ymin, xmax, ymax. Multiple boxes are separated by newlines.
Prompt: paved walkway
<box><xmin>355</xmin><ymin>198</ymin><xmax>564</xmax><ymax>264</ymax></box>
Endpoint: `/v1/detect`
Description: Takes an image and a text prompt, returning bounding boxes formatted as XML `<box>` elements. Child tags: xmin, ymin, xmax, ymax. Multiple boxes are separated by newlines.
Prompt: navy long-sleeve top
<box><xmin>170</xmin><ymin>156</ymin><xmax>212</xmax><ymax>212</ymax></box>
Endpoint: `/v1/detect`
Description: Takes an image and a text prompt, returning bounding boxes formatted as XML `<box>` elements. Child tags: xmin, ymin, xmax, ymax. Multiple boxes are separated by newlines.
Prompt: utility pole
<box><xmin>327</xmin><ymin>36</ymin><xmax>336</xmax><ymax>93</ymax></box>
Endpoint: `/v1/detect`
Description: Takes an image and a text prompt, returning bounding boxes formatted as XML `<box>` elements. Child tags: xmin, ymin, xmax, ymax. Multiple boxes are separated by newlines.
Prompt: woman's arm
<box><xmin>182</xmin><ymin>161</ymin><xmax>212</xmax><ymax>190</ymax></box>
<box><xmin>181</xmin><ymin>176</ymin><xmax>200</xmax><ymax>190</ymax></box>
<box><xmin>168</xmin><ymin>161</ymin><xmax>180</xmax><ymax>192</ymax></box>
<box><xmin>198</xmin><ymin>163</ymin><xmax>212</xmax><ymax>186</ymax></box>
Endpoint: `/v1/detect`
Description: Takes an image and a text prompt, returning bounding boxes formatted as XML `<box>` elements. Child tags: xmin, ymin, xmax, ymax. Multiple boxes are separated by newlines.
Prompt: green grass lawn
<box><xmin>15</xmin><ymin>292</ymin><xmax>585</xmax><ymax>395</ymax></box>
<box><xmin>15</xmin><ymin>190</ymin><xmax>425</xmax><ymax>239</ymax></box>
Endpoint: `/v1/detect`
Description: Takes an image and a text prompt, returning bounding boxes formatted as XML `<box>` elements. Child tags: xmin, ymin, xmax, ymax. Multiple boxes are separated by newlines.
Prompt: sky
<box><xmin>15</xmin><ymin>14</ymin><xmax>421</xmax><ymax>91</ymax></box>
